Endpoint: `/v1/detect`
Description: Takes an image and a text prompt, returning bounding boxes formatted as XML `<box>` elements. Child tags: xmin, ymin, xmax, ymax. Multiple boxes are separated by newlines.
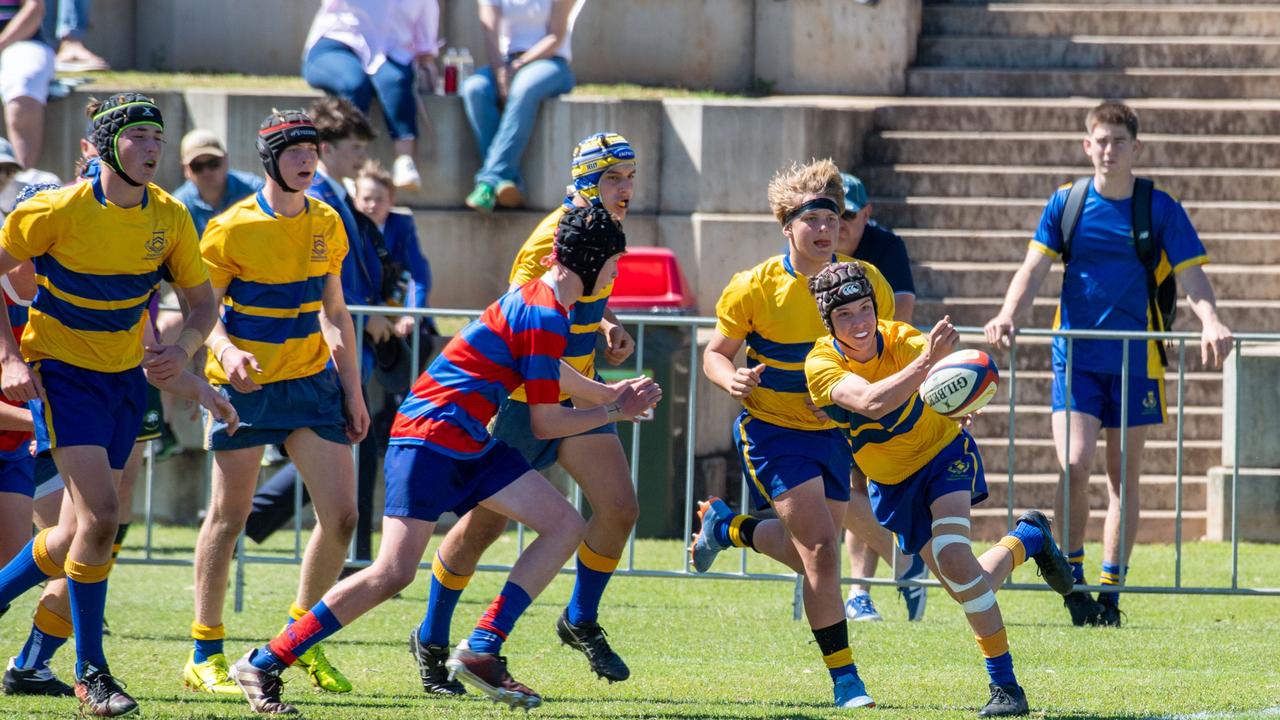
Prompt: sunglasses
<box><xmin>189</xmin><ymin>156</ymin><xmax>223</xmax><ymax>173</ymax></box>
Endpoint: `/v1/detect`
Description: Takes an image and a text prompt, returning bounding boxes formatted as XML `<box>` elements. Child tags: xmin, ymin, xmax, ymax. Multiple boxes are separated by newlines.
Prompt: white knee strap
<box><xmin>949</xmin><ymin>575</ymin><xmax>984</xmax><ymax>594</ymax></box>
<box><xmin>962</xmin><ymin>589</ymin><xmax>997</xmax><ymax>614</ymax></box>
<box><xmin>932</xmin><ymin>516</ymin><xmax>971</xmax><ymax>531</ymax></box>
<box><xmin>931</xmin><ymin>532</ymin><xmax>974</xmax><ymax>591</ymax></box>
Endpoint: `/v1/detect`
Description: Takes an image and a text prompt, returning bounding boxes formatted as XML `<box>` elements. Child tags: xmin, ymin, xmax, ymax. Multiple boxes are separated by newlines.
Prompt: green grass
<box><xmin>2</xmin><ymin>527</ymin><xmax>1277</xmax><ymax>719</ymax></box>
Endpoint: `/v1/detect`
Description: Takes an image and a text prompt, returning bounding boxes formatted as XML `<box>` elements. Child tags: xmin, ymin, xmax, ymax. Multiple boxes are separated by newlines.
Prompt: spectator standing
<box><xmin>1</xmin><ymin>0</ymin><xmax>54</xmax><ymax>170</ymax></box>
<box><xmin>302</xmin><ymin>0</ymin><xmax>439</xmax><ymax>191</ymax></box>
<box><xmin>171</xmin><ymin>129</ymin><xmax>265</xmax><ymax>238</ymax></box>
<box><xmin>835</xmin><ymin>173</ymin><xmax>916</xmax><ymax>323</ymax></box>
<box><xmin>461</xmin><ymin>0</ymin><xmax>581</xmax><ymax>212</ymax></box>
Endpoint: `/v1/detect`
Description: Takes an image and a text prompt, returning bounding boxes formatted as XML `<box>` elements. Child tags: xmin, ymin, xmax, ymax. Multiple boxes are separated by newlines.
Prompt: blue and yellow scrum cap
<box><xmin>92</xmin><ymin>92</ymin><xmax>163</xmax><ymax>187</ymax></box>
<box><xmin>569</xmin><ymin>132</ymin><xmax>635</xmax><ymax>205</ymax></box>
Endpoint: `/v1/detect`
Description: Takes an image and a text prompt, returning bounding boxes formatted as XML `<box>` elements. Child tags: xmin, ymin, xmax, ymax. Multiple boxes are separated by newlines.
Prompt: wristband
<box><xmin>605</xmin><ymin>402</ymin><xmax>623</xmax><ymax>421</ymax></box>
<box><xmin>212</xmin><ymin>337</ymin><xmax>233</xmax><ymax>365</ymax></box>
<box><xmin>177</xmin><ymin>328</ymin><xmax>205</xmax><ymax>359</ymax></box>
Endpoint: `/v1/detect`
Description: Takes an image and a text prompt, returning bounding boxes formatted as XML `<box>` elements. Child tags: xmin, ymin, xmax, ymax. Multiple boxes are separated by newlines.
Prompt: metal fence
<box><xmin>123</xmin><ymin>306</ymin><xmax>1280</xmax><ymax>617</ymax></box>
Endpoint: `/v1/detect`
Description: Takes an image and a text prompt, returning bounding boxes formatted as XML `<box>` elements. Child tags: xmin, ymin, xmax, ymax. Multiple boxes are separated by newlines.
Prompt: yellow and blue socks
<box><xmin>977</xmin><ymin>628</ymin><xmax>1016</xmax><ymax>687</ymax></box>
<box><xmin>812</xmin><ymin>621</ymin><xmax>858</xmax><ymax>683</ymax></box>
<box><xmin>14</xmin><ymin>601</ymin><xmax>72</xmax><ymax>671</ymax></box>
<box><xmin>1007</xmin><ymin>519</ymin><xmax>1045</xmax><ymax>558</ymax></box>
<box><xmin>191</xmin><ymin>622</ymin><xmax>226</xmax><ymax>664</ymax></box>
<box><xmin>0</xmin><ymin>529</ymin><xmax>64</xmax><ymax>609</ymax></box>
<box><xmin>1099</xmin><ymin>562</ymin><xmax>1126</xmax><ymax>607</ymax></box>
<box><xmin>418</xmin><ymin>553</ymin><xmax>472</xmax><ymax>646</ymax></box>
<box><xmin>714</xmin><ymin>514</ymin><xmax>760</xmax><ymax>550</ymax></box>
<box><xmin>1068</xmin><ymin>548</ymin><xmax>1086</xmax><ymax>585</ymax></box>
<box><xmin>66</xmin><ymin>555</ymin><xmax>111</xmax><ymax>676</ymax></box>
<box><xmin>467</xmin><ymin>581</ymin><xmax>532</xmax><ymax>655</ymax></box>
<box><xmin>566</xmin><ymin>542</ymin><xmax>619</xmax><ymax>625</ymax></box>
<box><xmin>253</xmin><ymin>601</ymin><xmax>344</xmax><ymax>673</ymax></box>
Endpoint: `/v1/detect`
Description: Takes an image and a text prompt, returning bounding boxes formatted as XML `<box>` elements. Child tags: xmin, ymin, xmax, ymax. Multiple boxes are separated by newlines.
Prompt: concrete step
<box><xmin>912</xmin><ymin>297</ymin><xmax>1280</xmax><ymax>335</ymax></box>
<box><xmin>985</xmin><ymin>369</ymin><xmax>1223</xmax><ymax>407</ymax></box>
<box><xmin>970</xmin><ymin>507</ymin><xmax>1206</xmax><ymax>543</ymax></box>
<box><xmin>873</xmin><ymin>195</ymin><xmax>1280</xmax><ymax>232</ymax></box>
<box><xmin>864</xmin><ymin>131</ymin><xmax>1280</xmax><ymax>168</ymax></box>
<box><xmin>913</xmin><ymin>260</ymin><xmax>1280</xmax><ymax>300</ymax></box>
<box><xmin>982</xmin><ymin>473</ymin><xmax>1208</xmax><ymax>512</ymax></box>
<box><xmin>921</xmin><ymin>5</ymin><xmax>1280</xmax><ymax>38</ymax></box>
<box><xmin>857</xmin><ymin>164</ymin><xmax>1280</xmax><ymax>203</ymax></box>
<box><xmin>930</xmin><ymin>0</ymin><xmax>1280</xmax><ymax>5</ymax></box>
<box><xmin>978</xmin><ymin>436</ymin><xmax>1220</xmax><ymax>475</ymax></box>
<box><xmin>917</xmin><ymin>35</ymin><xmax>1280</xmax><ymax>70</ymax></box>
<box><xmin>871</xmin><ymin>98</ymin><xmax>1280</xmax><ymax>135</ymax></box>
<box><xmin>971</xmin><ymin>404</ymin><xmax>1222</xmax><ymax>443</ymax></box>
<box><xmin>898</xmin><ymin>229</ymin><xmax>1280</xmax><ymax>265</ymax></box>
<box><xmin>907</xmin><ymin>67</ymin><xmax>1280</xmax><ymax>99</ymax></box>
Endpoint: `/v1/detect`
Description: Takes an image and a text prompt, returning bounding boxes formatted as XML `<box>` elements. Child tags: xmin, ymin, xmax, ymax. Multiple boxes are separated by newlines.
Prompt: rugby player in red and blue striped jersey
<box><xmin>230</xmin><ymin>206</ymin><xmax>660</xmax><ymax>715</ymax></box>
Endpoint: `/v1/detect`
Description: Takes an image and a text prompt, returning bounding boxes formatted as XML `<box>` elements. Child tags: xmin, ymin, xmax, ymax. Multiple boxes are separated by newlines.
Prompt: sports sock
<box><xmin>1098</xmin><ymin>563</ymin><xmax>1126</xmax><ymax>606</ymax></box>
<box><xmin>0</xmin><ymin>530</ymin><xmax>64</xmax><ymax>609</ymax></box>
<box><xmin>1008</xmin><ymin>518</ymin><xmax>1045</xmax><ymax>558</ymax></box>
<box><xmin>713</xmin><ymin>514</ymin><xmax>760</xmax><ymax>550</ymax></box>
<box><xmin>286</xmin><ymin>601</ymin><xmax>307</xmax><ymax>626</ymax></box>
<box><xmin>14</xmin><ymin>601</ymin><xmax>72</xmax><ymax>670</ymax></box>
<box><xmin>976</xmin><ymin>628</ymin><xmax>1017</xmax><ymax>687</ymax></box>
<box><xmin>66</xmin><ymin>556</ymin><xmax>111</xmax><ymax>677</ymax></box>
<box><xmin>812</xmin><ymin>620</ymin><xmax>857</xmax><ymax>682</ymax></box>
<box><xmin>263</xmin><ymin>601</ymin><xmax>344</xmax><ymax>669</ymax></box>
<box><xmin>995</xmin><ymin>535</ymin><xmax>1028</xmax><ymax>570</ymax></box>
<box><xmin>467</xmin><ymin>581</ymin><xmax>532</xmax><ymax>655</ymax></box>
<box><xmin>191</xmin><ymin>622</ymin><xmax>225</xmax><ymax>664</ymax></box>
<box><xmin>566</xmin><ymin>541</ymin><xmax>618</xmax><ymax>625</ymax></box>
<box><xmin>419</xmin><ymin>552</ymin><xmax>471</xmax><ymax>647</ymax></box>
<box><xmin>1068</xmin><ymin>548</ymin><xmax>1085</xmax><ymax>585</ymax></box>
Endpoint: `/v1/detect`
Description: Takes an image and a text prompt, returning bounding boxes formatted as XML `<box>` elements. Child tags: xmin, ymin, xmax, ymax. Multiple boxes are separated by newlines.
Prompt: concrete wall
<box><xmin>79</xmin><ymin>0</ymin><xmax>920</xmax><ymax>95</ymax></box>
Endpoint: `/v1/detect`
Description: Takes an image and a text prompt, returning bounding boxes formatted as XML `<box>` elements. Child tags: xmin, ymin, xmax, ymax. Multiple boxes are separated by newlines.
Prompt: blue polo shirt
<box><xmin>173</xmin><ymin>169</ymin><xmax>264</xmax><ymax>237</ymax></box>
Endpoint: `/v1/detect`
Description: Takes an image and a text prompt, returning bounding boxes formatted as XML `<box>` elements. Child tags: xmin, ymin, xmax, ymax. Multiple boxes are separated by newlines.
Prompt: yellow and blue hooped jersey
<box><xmin>507</xmin><ymin>206</ymin><xmax>615</xmax><ymax>403</ymax></box>
<box><xmin>715</xmin><ymin>253</ymin><xmax>894</xmax><ymax>431</ymax></box>
<box><xmin>806</xmin><ymin>320</ymin><xmax>959</xmax><ymax>484</ymax></box>
<box><xmin>0</xmin><ymin>180</ymin><xmax>207</xmax><ymax>373</ymax></box>
<box><xmin>200</xmin><ymin>192</ymin><xmax>348</xmax><ymax>386</ymax></box>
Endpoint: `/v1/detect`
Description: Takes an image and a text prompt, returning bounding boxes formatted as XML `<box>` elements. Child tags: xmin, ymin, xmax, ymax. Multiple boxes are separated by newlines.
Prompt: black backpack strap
<box><xmin>1058</xmin><ymin>177</ymin><xmax>1092</xmax><ymax>264</ymax></box>
<box><xmin>1130</xmin><ymin>177</ymin><xmax>1168</xmax><ymax>366</ymax></box>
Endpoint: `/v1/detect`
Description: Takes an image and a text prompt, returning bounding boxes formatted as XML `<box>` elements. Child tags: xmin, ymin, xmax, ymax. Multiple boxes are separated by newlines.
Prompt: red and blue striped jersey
<box><xmin>390</xmin><ymin>280</ymin><xmax>569</xmax><ymax>457</ymax></box>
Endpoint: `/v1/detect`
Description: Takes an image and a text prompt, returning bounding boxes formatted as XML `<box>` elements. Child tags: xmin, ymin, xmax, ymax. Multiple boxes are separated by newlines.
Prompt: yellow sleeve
<box><xmin>164</xmin><ymin>207</ymin><xmax>210</xmax><ymax>289</ymax></box>
<box><xmin>509</xmin><ymin>213</ymin><xmax>559</xmax><ymax>285</ymax></box>
<box><xmin>0</xmin><ymin>194</ymin><xmax>56</xmax><ymax>262</ymax></box>
<box><xmin>805</xmin><ymin>338</ymin><xmax>848</xmax><ymax>407</ymax></box>
<box><xmin>714</xmin><ymin>270</ymin><xmax>754</xmax><ymax>339</ymax></box>
<box><xmin>199</xmin><ymin>218</ymin><xmax>238</xmax><ymax>289</ymax></box>
<box><xmin>891</xmin><ymin>321</ymin><xmax>927</xmax><ymax>363</ymax></box>
<box><xmin>327</xmin><ymin>211</ymin><xmax>349</xmax><ymax>275</ymax></box>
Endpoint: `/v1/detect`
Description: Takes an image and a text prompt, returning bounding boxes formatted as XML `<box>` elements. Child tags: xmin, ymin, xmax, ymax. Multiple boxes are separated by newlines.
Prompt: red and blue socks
<box><xmin>812</xmin><ymin>621</ymin><xmax>858</xmax><ymax>683</ymax></box>
<box><xmin>14</xmin><ymin>601</ymin><xmax>71</xmax><ymax>671</ymax></box>
<box><xmin>977</xmin><ymin>628</ymin><xmax>1017</xmax><ymax>687</ymax></box>
<box><xmin>65</xmin><ymin>555</ymin><xmax>111</xmax><ymax>677</ymax></box>
<box><xmin>467</xmin><ymin>581</ymin><xmax>532</xmax><ymax>655</ymax></box>
<box><xmin>418</xmin><ymin>553</ymin><xmax>472</xmax><ymax>646</ymax></box>
<box><xmin>566</xmin><ymin>542</ymin><xmax>619</xmax><ymax>625</ymax></box>
<box><xmin>251</xmin><ymin>601</ymin><xmax>344</xmax><ymax>673</ymax></box>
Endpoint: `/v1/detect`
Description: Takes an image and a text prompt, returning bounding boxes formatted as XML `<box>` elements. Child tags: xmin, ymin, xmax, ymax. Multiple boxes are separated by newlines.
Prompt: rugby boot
<box><xmin>408</xmin><ymin>630</ymin><xmax>465</xmax><ymax>695</ymax></box>
<box><xmin>555</xmin><ymin>610</ymin><xmax>630</xmax><ymax>682</ymax></box>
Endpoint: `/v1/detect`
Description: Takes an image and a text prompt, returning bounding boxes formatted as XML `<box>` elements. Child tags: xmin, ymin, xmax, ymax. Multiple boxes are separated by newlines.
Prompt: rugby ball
<box><xmin>919</xmin><ymin>350</ymin><xmax>999</xmax><ymax>419</ymax></box>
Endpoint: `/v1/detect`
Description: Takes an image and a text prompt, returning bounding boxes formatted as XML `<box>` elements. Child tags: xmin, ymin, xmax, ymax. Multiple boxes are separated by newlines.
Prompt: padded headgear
<box><xmin>256</xmin><ymin>110</ymin><xmax>319</xmax><ymax>192</ymax></box>
<box><xmin>91</xmin><ymin>93</ymin><xmax>164</xmax><ymax>187</ymax></box>
<box><xmin>569</xmin><ymin>132</ymin><xmax>635</xmax><ymax>206</ymax></box>
<box><xmin>554</xmin><ymin>206</ymin><xmax>626</xmax><ymax>296</ymax></box>
<box><xmin>809</xmin><ymin>261</ymin><xmax>876</xmax><ymax>335</ymax></box>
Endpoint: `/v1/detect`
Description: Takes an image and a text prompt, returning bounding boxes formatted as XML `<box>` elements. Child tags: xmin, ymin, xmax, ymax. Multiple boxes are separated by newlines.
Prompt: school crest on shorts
<box><xmin>144</xmin><ymin>231</ymin><xmax>167</xmax><ymax>260</ymax></box>
<box><xmin>1142</xmin><ymin>390</ymin><xmax>1158</xmax><ymax>413</ymax></box>
<box><xmin>311</xmin><ymin>234</ymin><xmax>327</xmax><ymax>261</ymax></box>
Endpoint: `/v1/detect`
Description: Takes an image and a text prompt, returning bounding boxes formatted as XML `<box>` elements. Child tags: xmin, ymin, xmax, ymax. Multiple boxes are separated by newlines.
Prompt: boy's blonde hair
<box><xmin>767</xmin><ymin>158</ymin><xmax>845</xmax><ymax>225</ymax></box>
<box><xmin>1086</xmin><ymin>102</ymin><xmax>1139</xmax><ymax>138</ymax></box>
<box><xmin>356</xmin><ymin>159</ymin><xmax>394</xmax><ymax>194</ymax></box>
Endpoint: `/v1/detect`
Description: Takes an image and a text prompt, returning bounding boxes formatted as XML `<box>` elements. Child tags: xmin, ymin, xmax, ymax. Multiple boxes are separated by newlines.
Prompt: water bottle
<box><xmin>458</xmin><ymin>48</ymin><xmax>475</xmax><ymax>87</ymax></box>
<box><xmin>443</xmin><ymin>48</ymin><xmax>459</xmax><ymax>95</ymax></box>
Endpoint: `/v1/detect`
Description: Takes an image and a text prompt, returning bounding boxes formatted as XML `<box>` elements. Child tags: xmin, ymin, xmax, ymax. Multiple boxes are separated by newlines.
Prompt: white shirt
<box><xmin>304</xmin><ymin>0</ymin><xmax>440</xmax><ymax>74</ymax></box>
<box><xmin>477</xmin><ymin>0</ymin><xmax>583</xmax><ymax>62</ymax></box>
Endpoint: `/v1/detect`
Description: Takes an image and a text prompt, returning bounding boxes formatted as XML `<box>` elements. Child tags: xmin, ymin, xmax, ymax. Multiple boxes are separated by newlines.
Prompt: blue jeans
<box><xmin>462</xmin><ymin>56</ymin><xmax>574</xmax><ymax>189</ymax></box>
<box><xmin>302</xmin><ymin>37</ymin><xmax>418</xmax><ymax>141</ymax></box>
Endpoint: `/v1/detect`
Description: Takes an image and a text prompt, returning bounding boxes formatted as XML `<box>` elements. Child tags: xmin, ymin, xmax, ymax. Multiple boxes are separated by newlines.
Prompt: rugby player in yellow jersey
<box><xmin>409</xmin><ymin>132</ymin><xmax>657</xmax><ymax>691</ymax></box>
<box><xmin>691</xmin><ymin>158</ymin><xmax>896</xmax><ymax>710</ymax></box>
<box><xmin>185</xmin><ymin>110</ymin><xmax>369</xmax><ymax>699</ymax></box>
<box><xmin>805</xmin><ymin>261</ymin><xmax>1076</xmax><ymax>717</ymax></box>
<box><xmin>0</xmin><ymin>92</ymin><xmax>218</xmax><ymax>717</ymax></box>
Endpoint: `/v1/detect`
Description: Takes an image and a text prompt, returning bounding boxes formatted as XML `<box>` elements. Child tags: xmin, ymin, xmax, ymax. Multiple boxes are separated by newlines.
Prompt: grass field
<box><xmin>1</xmin><ymin>526</ymin><xmax>1277</xmax><ymax>719</ymax></box>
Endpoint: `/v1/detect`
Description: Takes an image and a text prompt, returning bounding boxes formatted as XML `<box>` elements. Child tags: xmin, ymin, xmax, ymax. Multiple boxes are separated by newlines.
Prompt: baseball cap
<box><xmin>841</xmin><ymin>173</ymin><xmax>868</xmax><ymax>214</ymax></box>
<box><xmin>180</xmin><ymin>129</ymin><xmax>227</xmax><ymax>166</ymax></box>
<box><xmin>0</xmin><ymin>137</ymin><xmax>20</xmax><ymax>168</ymax></box>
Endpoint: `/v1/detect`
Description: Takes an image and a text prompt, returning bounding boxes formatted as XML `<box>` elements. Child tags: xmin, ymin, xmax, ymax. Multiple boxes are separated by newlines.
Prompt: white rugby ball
<box><xmin>919</xmin><ymin>349</ymin><xmax>1000</xmax><ymax>419</ymax></box>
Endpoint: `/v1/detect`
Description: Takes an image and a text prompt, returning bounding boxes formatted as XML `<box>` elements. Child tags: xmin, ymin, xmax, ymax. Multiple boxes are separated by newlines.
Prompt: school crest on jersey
<box><xmin>144</xmin><ymin>230</ymin><xmax>167</xmax><ymax>260</ymax></box>
<box><xmin>946</xmin><ymin>458</ymin><xmax>971</xmax><ymax>479</ymax></box>
<box><xmin>311</xmin><ymin>235</ymin><xmax>327</xmax><ymax>261</ymax></box>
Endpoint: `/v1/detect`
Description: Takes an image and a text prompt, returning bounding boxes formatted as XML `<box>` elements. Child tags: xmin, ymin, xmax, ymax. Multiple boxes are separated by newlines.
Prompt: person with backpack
<box><xmin>983</xmin><ymin>102</ymin><xmax>1233</xmax><ymax>628</ymax></box>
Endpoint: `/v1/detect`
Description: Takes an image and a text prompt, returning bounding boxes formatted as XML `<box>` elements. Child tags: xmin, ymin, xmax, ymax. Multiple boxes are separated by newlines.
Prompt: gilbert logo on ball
<box><xmin>919</xmin><ymin>349</ymin><xmax>1000</xmax><ymax>419</ymax></box>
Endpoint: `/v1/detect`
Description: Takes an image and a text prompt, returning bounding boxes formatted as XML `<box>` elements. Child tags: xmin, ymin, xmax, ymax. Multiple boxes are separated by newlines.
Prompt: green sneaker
<box><xmin>465</xmin><ymin>183</ymin><xmax>496</xmax><ymax>212</ymax></box>
<box><xmin>294</xmin><ymin>642</ymin><xmax>351</xmax><ymax>694</ymax></box>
